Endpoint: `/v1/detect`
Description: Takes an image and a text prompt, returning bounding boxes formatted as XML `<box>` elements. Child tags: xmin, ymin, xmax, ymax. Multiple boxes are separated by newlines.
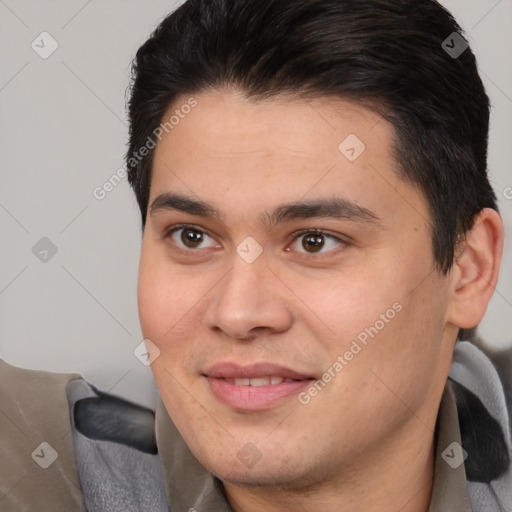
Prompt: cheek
<box><xmin>137</xmin><ymin>256</ymin><xmax>205</xmax><ymax>345</ymax></box>
<box><xmin>137</xmin><ymin>259</ymin><xmax>206</xmax><ymax>406</ymax></box>
<box><xmin>283</xmin><ymin>263</ymin><xmax>405</xmax><ymax>353</ymax></box>
<box><xmin>305</xmin><ymin>258</ymin><xmax>442</xmax><ymax>379</ymax></box>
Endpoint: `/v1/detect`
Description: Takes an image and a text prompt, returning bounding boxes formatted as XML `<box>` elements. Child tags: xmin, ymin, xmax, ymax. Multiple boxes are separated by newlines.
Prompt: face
<box><xmin>138</xmin><ymin>90</ymin><xmax>457</xmax><ymax>490</ymax></box>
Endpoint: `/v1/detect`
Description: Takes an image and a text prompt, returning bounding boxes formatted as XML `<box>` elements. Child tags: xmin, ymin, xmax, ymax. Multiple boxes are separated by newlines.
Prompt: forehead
<box><xmin>149</xmin><ymin>90</ymin><xmax>428</xmax><ymax>226</ymax></box>
<box><xmin>155</xmin><ymin>91</ymin><xmax>384</xmax><ymax>161</ymax></box>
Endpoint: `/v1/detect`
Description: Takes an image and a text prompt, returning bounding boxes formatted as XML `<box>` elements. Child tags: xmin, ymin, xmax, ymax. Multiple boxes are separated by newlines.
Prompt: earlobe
<box><xmin>446</xmin><ymin>208</ymin><xmax>504</xmax><ymax>329</ymax></box>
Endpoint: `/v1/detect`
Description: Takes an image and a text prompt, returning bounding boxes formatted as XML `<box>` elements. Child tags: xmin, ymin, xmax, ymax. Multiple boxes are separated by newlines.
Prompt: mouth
<box><xmin>203</xmin><ymin>362</ymin><xmax>315</xmax><ymax>411</ymax></box>
<box><xmin>223</xmin><ymin>376</ymin><xmax>302</xmax><ymax>386</ymax></box>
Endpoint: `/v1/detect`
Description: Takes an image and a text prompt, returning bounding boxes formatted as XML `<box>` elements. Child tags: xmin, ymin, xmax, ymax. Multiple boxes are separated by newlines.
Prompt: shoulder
<box><xmin>0</xmin><ymin>358</ymin><xmax>83</xmax><ymax>444</ymax></box>
<box><xmin>0</xmin><ymin>358</ymin><xmax>86</xmax><ymax>511</ymax></box>
<box><xmin>0</xmin><ymin>357</ymin><xmax>82</xmax><ymax>400</ymax></box>
<box><xmin>0</xmin><ymin>359</ymin><xmax>166</xmax><ymax>511</ymax></box>
<box><xmin>0</xmin><ymin>358</ymin><xmax>84</xmax><ymax>438</ymax></box>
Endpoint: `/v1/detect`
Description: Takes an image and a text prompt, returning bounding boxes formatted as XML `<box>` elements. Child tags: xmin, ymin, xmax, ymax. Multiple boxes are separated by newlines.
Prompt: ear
<box><xmin>446</xmin><ymin>208</ymin><xmax>504</xmax><ymax>330</ymax></box>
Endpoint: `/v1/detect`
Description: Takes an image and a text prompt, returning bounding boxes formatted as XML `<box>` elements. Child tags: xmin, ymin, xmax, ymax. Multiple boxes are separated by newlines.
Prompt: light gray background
<box><xmin>1</xmin><ymin>0</ymin><xmax>511</xmax><ymax>408</ymax></box>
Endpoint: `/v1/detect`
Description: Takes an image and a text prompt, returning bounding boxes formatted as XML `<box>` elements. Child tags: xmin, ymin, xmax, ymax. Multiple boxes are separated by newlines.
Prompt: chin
<box><xmin>199</xmin><ymin>451</ymin><xmax>328</xmax><ymax>491</ymax></box>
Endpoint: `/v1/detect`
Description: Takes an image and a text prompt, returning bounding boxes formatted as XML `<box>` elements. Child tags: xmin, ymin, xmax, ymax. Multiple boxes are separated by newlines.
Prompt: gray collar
<box><xmin>428</xmin><ymin>379</ymin><xmax>471</xmax><ymax>512</ymax></box>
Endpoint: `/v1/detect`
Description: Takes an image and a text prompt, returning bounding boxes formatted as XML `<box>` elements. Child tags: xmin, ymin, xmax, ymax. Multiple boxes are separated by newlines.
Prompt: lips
<box><xmin>203</xmin><ymin>362</ymin><xmax>314</xmax><ymax>411</ymax></box>
<box><xmin>225</xmin><ymin>376</ymin><xmax>297</xmax><ymax>386</ymax></box>
<box><xmin>204</xmin><ymin>362</ymin><xmax>312</xmax><ymax>381</ymax></box>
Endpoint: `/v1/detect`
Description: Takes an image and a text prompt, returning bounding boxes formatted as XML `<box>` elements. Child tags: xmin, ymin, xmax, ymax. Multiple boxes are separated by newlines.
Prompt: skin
<box><xmin>137</xmin><ymin>90</ymin><xmax>503</xmax><ymax>512</ymax></box>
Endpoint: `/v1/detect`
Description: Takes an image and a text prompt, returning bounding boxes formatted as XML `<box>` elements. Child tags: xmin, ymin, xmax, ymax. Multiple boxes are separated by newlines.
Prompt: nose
<box><xmin>204</xmin><ymin>253</ymin><xmax>293</xmax><ymax>340</ymax></box>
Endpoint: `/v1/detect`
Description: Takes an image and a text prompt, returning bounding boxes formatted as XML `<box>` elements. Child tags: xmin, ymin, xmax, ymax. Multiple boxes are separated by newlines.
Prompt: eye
<box><xmin>288</xmin><ymin>230</ymin><xmax>346</xmax><ymax>255</ymax></box>
<box><xmin>167</xmin><ymin>226</ymin><xmax>219</xmax><ymax>250</ymax></box>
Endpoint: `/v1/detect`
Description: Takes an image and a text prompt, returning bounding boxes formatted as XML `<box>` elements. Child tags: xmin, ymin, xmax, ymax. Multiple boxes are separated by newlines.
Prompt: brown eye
<box><xmin>181</xmin><ymin>228</ymin><xmax>204</xmax><ymax>248</ymax></box>
<box><xmin>169</xmin><ymin>226</ymin><xmax>218</xmax><ymax>250</ymax></box>
<box><xmin>289</xmin><ymin>230</ymin><xmax>345</xmax><ymax>255</ymax></box>
<box><xmin>302</xmin><ymin>234</ymin><xmax>325</xmax><ymax>253</ymax></box>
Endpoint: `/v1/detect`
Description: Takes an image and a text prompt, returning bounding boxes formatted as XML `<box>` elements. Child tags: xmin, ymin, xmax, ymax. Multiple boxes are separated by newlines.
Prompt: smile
<box><xmin>224</xmin><ymin>376</ymin><xmax>299</xmax><ymax>386</ymax></box>
<box><xmin>203</xmin><ymin>362</ymin><xmax>315</xmax><ymax>411</ymax></box>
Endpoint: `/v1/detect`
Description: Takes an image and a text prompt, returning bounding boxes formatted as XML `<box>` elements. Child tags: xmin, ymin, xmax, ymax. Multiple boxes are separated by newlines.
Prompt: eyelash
<box><xmin>163</xmin><ymin>224</ymin><xmax>349</xmax><ymax>256</ymax></box>
<box><xmin>288</xmin><ymin>228</ymin><xmax>348</xmax><ymax>256</ymax></box>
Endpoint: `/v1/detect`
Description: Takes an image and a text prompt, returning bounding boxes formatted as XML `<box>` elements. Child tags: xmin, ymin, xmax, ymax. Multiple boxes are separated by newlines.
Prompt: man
<box><xmin>1</xmin><ymin>0</ymin><xmax>510</xmax><ymax>511</ymax></box>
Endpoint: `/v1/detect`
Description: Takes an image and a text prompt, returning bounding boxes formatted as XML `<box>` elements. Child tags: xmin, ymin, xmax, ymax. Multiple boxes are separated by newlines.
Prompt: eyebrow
<box><xmin>149</xmin><ymin>192</ymin><xmax>381</xmax><ymax>227</ymax></box>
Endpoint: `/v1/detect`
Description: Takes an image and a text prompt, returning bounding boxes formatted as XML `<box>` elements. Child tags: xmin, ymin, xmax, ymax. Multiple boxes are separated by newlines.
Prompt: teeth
<box><xmin>233</xmin><ymin>378</ymin><xmax>250</xmax><ymax>386</ymax></box>
<box><xmin>247</xmin><ymin>377</ymin><xmax>270</xmax><ymax>387</ymax></box>
<box><xmin>228</xmin><ymin>376</ymin><xmax>288</xmax><ymax>386</ymax></box>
